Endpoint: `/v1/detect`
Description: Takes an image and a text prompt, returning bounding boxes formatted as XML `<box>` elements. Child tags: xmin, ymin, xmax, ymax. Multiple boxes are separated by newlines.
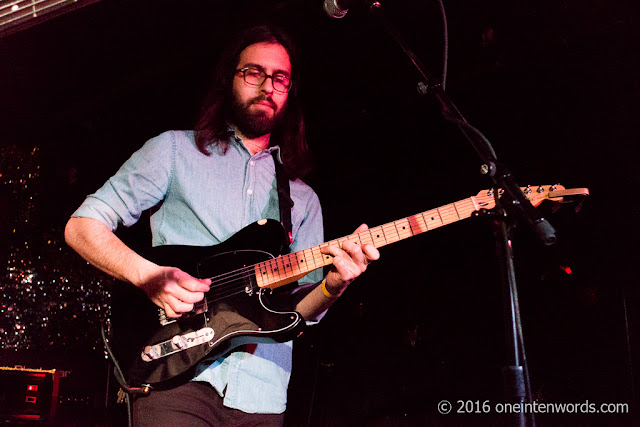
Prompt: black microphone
<box><xmin>323</xmin><ymin>0</ymin><xmax>351</xmax><ymax>19</ymax></box>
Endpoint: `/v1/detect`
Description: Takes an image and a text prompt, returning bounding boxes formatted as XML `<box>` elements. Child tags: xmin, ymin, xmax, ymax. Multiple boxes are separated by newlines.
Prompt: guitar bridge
<box><xmin>141</xmin><ymin>327</ymin><xmax>215</xmax><ymax>362</ymax></box>
<box><xmin>158</xmin><ymin>299</ymin><xmax>208</xmax><ymax>326</ymax></box>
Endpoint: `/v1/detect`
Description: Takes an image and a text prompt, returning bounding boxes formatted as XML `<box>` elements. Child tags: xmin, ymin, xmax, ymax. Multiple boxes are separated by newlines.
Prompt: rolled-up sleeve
<box><xmin>72</xmin><ymin>133</ymin><xmax>174</xmax><ymax>231</ymax></box>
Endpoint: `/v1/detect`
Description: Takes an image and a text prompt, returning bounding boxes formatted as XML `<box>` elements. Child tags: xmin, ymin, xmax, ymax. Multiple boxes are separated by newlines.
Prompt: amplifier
<box><xmin>0</xmin><ymin>366</ymin><xmax>60</xmax><ymax>422</ymax></box>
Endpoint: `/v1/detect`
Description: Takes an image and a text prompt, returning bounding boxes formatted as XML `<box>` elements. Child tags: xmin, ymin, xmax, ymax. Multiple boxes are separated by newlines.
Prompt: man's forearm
<box><xmin>64</xmin><ymin>217</ymin><xmax>157</xmax><ymax>286</ymax></box>
<box><xmin>295</xmin><ymin>279</ymin><xmax>340</xmax><ymax>321</ymax></box>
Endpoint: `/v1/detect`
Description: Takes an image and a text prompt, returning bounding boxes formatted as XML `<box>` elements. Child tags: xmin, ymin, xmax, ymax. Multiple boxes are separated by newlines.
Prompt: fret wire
<box><xmin>392</xmin><ymin>220</ymin><xmax>401</xmax><ymax>238</ymax></box>
<box><xmin>303</xmin><ymin>248</ymin><xmax>315</xmax><ymax>270</ymax></box>
<box><xmin>262</xmin><ymin>261</ymin><xmax>271</xmax><ymax>284</ymax></box>
<box><xmin>415</xmin><ymin>213</ymin><xmax>428</xmax><ymax>231</ymax></box>
<box><xmin>451</xmin><ymin>201</ymin><xmax>461</xmax><ymax>220</ymax></box>
<box><xmin>424</xmin><ymin>209</ymin><xmax>443</xmax><ymax>229</ymax></box>
<box><xmin>347</xmin><ymin>232</ymin><xmax>361</xmax><ymax>245</ymax></box>
<box><xmin>289</xmin><ymin>253</ymin><xmax>300</xmax><ymax>276</ymax></box>
<box><xmin>267</xmin><ymin>258</ymin><xmax>277</xmax><ymax>284</ymax></box>
<box><xmin>275</xmin><ymin>255</ymin><xmax>287</xmax><ymax>279</ymax></box>
<box><xmin>395</xmin><ymin>218</ymin><xmax>413</xmax><ymax>239</ymax></box>
<box><xmin>407</xmin><ymin>214</ymin><xmax>423</xmax><ymax>235</ymax></box>
<box><xmin>435</xmin><ymin>207</ymin><xmax>444</xmax><ymax>225</ymax></box>
<box><xmin>353</xmin><ymin>233</ymin><xmax>363</xmax><ymax>245</ymax></box>
<box><xmin>359</xmin><ymin>229</ymin><xmax>374</xmax><ymax>245</ymax></box>
<box><xmin>452</xmin><ymin>200</ymin><xmax>468</xmax><ymax>218</ymax></box>
<box><xmin>255</xmin><ymin>262</ymin><xmax>264</xmax><ymax>287</ymax></box>
<box><xmin>0</xmin><ymin>0</ymin><xmax>70</xmax><ymax>21</ymax></box>
<box><xmin>267</xmin><ymin>258</ymin><xmax>279</xmax><ymax>282</ymax></box>
<box><xmin>283</xmin><ymin>253</ymin><xmax>294</xmax><ymax>276</ymax></box>
<box><xmin>381</xmin><ymin>222</ymin><xmax>400</xmax><ymax>242</ymax></box>
<box><xmin>460</xmin><ymin>199</ymin><xmax>478</xmax><ymax>217</ymax></box>
<box><xmin>439</xmin><ymin>204</ymin><xmax>457</xmax><ymax>218</ymax></box>
<box><xmin>254</xmin><ymin>264</ymin><xmax>262</xmax><ymax>288</ymax></box>
<box><xmin>313</xmin><ymin>246</ymin><xmax>326</xmax><ymax>266</ymax></box>
<box><xmin>367</xmin><ymin>226</ymin><xmax>385</xmax><ymax>247</ymax></box>
<box><xmin>0</xmin><ymin>1</ymin><xmax>28</xmax><ymax>14</ymax></box>
<box><xmin>271</xmin><ymin>258</ymin><xmax>281</xmax><ymax>282</ymax></box>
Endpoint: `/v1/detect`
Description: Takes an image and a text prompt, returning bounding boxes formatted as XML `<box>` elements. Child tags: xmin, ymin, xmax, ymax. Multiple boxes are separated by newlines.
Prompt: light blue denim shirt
<box><xmin>72</xmin><ymin>130</ymin><xmax>324</xmax><ymax>413</ymax></box>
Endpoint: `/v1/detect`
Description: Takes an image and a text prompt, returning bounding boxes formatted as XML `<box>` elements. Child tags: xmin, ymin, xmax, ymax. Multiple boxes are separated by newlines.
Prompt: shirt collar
<box><xmin>228</xmin><ymin>126</ymin><xmax>283</xmax><ymax>163</ymax></box>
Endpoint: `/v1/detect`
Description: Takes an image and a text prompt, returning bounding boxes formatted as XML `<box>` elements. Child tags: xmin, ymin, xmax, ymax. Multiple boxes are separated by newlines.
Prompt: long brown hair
<box><xmin>194</xmin><ymin>25</ymin><xmax>312</xmax><ymax>179</ymax></box>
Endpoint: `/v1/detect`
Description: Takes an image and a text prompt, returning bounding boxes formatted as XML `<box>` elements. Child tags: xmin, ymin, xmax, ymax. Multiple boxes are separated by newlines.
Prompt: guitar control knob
<box><xmin>524</xmin><ymin>185</ymin><xmax>532</xmax><ymax>194</ymax></box>
<box><xmin>536</xmin><ymin>186</ymin><xmax>545</xmax><ymax>193</ymax></box>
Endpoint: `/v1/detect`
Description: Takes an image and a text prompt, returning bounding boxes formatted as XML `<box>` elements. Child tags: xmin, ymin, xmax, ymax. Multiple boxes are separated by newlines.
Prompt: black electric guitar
<box><xmin>110</xmin><ymin>185</ymin><xmax>588</xmax><ymax>388</ymax></box>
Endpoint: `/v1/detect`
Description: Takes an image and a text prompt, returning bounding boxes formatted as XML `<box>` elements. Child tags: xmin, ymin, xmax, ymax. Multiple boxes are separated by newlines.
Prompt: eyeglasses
<box><xmin>235</xmin><ymin>67</ymin><xmax>292</xmax><ymax>94</ymax></box>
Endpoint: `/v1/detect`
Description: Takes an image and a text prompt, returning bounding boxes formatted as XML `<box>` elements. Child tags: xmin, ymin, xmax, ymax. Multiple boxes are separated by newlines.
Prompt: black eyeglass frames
<box><xmin>235</xmin><ymin>67</ymin><xmax>292</xmax><ymax>93</ymax></box>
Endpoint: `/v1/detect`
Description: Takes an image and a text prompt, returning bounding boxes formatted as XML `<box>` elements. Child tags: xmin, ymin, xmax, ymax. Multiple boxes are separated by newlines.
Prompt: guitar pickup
<box><xmin>159</xmin><ymin>300</ymin><xmax>208</xmax><ymax>326</ymax></box>
<box><xmin>141</xmin><ymin>327</ymin><xmax>215</xmax><ymax>362</ymax></box>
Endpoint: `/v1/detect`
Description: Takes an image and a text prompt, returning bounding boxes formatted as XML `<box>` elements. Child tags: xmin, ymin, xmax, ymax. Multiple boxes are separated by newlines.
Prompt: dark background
<box><xmin>1</xmin><ymin>0</ymin><xmax>638</xmax><ymax>424</ymax></box>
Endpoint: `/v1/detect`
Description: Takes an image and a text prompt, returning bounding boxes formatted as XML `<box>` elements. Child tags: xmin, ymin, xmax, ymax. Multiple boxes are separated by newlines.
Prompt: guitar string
<box><xmin>197</xmin><ymin>205</ymin><xmax>447</xmax><ymax>292</ymax></box>
<box><xmin>191</xmin><ymin>195</ymin><xmax>494</xmax><ymax>306</ymax></box>
<box><xmin>178</xmin><ymin>191</ymin><xmax>560</xmax><ymax>310</ymax></box>
<box><xmin>195</xmin><ymin>220</ymin><xmax>403</xmax><ymax>298</ymax></box>
<box><xmin>0</xmin><ymin>0</ymin><xmax>72</xmax><ymax>22</ymax></box>
<box><xmin>197</xmin><ymin>195</ymin><xmax>491</xmax><ymax>295</ymax></box>
<box><xmin>193</xmin><ymin>224</ymin><xmax>397</xmax><ymax>292</ymax></box>
<box><xmin>184</xmin><ymin>191</ymin><xmax>560</xmax><ymax>314</ymax></box>
<box><xmin>168</xmin><ymin>190</ymin><xmax>566</xmax><ymax>318</ymax></box>
<box><xmin>193</xmin><ymin>201</ymin><xmax>484</xmax><ymax>306</ymax></box>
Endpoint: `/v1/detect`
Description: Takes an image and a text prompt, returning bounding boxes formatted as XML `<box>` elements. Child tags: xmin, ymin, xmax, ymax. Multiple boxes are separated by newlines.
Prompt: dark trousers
<box><xmin>133</xmin><ymin>381</ymin><xmax>285</xmax><ymax>427</ymax></box>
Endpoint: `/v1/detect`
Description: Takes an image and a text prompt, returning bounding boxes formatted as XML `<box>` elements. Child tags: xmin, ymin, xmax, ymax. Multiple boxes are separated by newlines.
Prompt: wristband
<box><xmin>321</xmin><ymin>278</ymin><xmax>339</xmax><ymax>299</ymax></box>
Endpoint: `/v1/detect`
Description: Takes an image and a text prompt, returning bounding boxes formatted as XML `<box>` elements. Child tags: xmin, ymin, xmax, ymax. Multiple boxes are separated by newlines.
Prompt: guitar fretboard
<box><xmin>0</xmin><ymin>0</ymin><xmax>99</xmax><ymax>36</ymax></box>
<box><xmin>254</xmin><ymin>193</ymin><xmax>496</xmax><ymax>289</ymax></box>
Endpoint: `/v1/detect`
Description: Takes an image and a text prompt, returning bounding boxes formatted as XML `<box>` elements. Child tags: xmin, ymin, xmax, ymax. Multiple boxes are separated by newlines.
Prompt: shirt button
<box><xmin>247</xmin><ymin>189</ymin><xmax>253</xmax><ymax>195</ymax></box>
<box><xmin>250</xmin><ymin>161</ymin><xmax>255</xmax><ymax>166</ymax></box>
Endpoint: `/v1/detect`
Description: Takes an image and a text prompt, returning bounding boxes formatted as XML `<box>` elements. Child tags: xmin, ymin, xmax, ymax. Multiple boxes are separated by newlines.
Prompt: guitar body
<box><xmin>110</xmin><ymin>220</ymin><xmax>305</xmax><ymax>388</ymax></box>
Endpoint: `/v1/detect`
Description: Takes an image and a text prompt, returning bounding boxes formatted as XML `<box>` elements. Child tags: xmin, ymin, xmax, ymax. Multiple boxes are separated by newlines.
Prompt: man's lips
<box><xmin>252</xmin><ymin>99</ymin><xmax>276</xmax><ymax>110</ymax></box>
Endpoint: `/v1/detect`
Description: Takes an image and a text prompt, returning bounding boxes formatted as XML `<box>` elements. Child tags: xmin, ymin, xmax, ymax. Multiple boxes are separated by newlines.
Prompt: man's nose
<box><xmin>260</xmin><ymin>76</ymin><xmax>275</xmax><ymax>93</ymax></box>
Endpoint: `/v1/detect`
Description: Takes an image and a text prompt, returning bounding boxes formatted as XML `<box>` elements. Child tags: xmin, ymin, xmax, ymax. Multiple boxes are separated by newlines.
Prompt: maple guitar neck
<box><xmin>254</xmin><ymin>185</ymin><xmax>589</xmax><ymax>290</ymax></box>
<box><xmin>0</xmin><ymin>0</ymin><xmax>100</xmax><ymax>36</ymax></box>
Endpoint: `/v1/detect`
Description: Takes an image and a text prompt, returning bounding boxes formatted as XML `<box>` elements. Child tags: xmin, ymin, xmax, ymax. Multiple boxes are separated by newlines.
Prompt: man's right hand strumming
<box><xmin>136</xmin><ymin>266</ymin><xmax>211</xmax><ymax>318</ymax></box>
<box><xmin>65</xmin><ymin>217</ymin><xmax>210</xmax><ymax>318</ymax></box>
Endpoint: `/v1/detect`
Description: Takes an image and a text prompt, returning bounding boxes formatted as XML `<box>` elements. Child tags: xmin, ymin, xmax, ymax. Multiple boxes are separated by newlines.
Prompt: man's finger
<box><xmin>341</xmin><ymin>240</ymin><xmax>367</xmax><ymax>266</ymax></box>
<box><xmin>353</xmin><ymin>223</ymin><xmax>369</xmax><ymax>234</ymax></box>
<box><xmin>171</xmin><ymin>286</ymin><xmax>205</xmax><ymax>304</ymax></box>
<box><xmin>362</xmin><ymin>244</ymin><xmax>380</xmax><ymax>263</ymax></box>
<box><xmin>166</xmin><ymin>294</ymin><xmax>195</xmax><ymax>316</ymax></box>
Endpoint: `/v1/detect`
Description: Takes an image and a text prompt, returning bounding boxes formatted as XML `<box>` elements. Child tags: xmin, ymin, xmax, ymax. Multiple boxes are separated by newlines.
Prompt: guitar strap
<box><xmin>272</xmin><ymin>151</ymin><xmax>294</xmax><ymax>253</ymax></box>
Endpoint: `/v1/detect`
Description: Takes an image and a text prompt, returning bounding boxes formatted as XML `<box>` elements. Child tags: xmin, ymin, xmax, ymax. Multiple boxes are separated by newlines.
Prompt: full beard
<box><xmin>231</xmin><ymin>94</ymin><xmax>285</xmax><ymax>139</ymax></box>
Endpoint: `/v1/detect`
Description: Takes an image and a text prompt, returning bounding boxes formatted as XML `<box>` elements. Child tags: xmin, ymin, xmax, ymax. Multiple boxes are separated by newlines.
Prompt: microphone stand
<box><xmin>364</xmin><ymin>2</ymin><xmax>557</xmax><ymax>425</ymax></box>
